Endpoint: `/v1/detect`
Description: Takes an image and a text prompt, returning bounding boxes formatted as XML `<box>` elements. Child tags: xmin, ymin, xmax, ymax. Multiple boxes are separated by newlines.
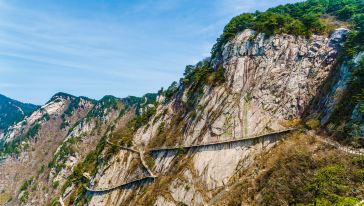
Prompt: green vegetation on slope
<box><xmin>161</xmin><ymin>59</ymin><xmax>225</xmax><ymax>105</ymax></box>
<box><xmin>0</xmin><ymin>122</ymin><xmax>41</xmax><ymax>156</ymax></box>
<box><xmin>49</xmin><ymin>1</ymin><xmax>364</xmax><ymax>204</ymax></box>
<box><xmin>258</xmin><ymin>138</ymin><xmax>364</xmax><ymax>205</ymax></box>
<box><xmin>329</xmin><ymin>56</ymin><xmax>364</xmax><ymax>141</ymax></box>
<box><xmin>63</xmin><ymin>96</ymin><xmax>95</xmax><ymax>117</ymax></box>
<box><xmin>211</xmin><ymin>0</ymin><xmax>364</xmax><ymax>58</ymax></box>
<box><xmin>325</xmin><ymin>12</ymin><xmax>364</xmax><ymax>142</ymax></box>
<box><xmin>217</xmin><ymin>132</ymin><xmax>364</xmax><ymax>205</ymax></box>
<box><xmin>86</xmin><ymin>95</ymin><xmax>120</xmax><ymax>119</ymax></box>
<box><xmin>58</xmin><ymin>134</ymin><xmax>108</xmax><ymax>205</ymax></box>
<box><xmin>55</xmin><ymin>94</ymin><xmax>158</xmax><ymax>205</ymax></box>
<box><xmin>149</xmin><ymin>59</ymin><xmax>226</xmax><ymax>148</ymax></box>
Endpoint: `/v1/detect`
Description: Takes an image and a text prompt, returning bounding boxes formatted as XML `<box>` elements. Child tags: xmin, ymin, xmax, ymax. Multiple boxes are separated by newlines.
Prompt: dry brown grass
<box><xmin>279</xmin><ymin>118</ymin><xmax>302</xmax><ymax>128</ymax></box>
<box><xmin>0</xmin><ymin>191</ymin><xmax>12</xmax><ymax>205</ymax></box>
<box><xmin>212</xmin><ymin>131</ymin><xmax>363</xmax><ymax>206</ymax></box>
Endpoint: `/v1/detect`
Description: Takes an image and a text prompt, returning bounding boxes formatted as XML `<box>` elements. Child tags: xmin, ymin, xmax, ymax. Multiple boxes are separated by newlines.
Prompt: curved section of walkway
<box><xmin>106</xmin><ymin>140</ymin><xmax>156</xmax><ymax>177</ymax></box>
<box><xmin>106</xmin><ymin>140</ymin><xmax>139</xmax><ymax>153</ymax></box>
<box><xmin>139</xmin><ymin>150</ymin><xmax>157</xmax><ymax>177</ymax></box>
<box><xmin>85</xmin><ymin>140</ymin><xmax>158</xmax><ymax>192</ymax></box>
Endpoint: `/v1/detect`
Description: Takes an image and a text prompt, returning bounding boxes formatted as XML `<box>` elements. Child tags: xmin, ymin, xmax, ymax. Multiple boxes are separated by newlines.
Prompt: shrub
<box><xmin>26</xmin><ymin>123</ymin><xmax>41</xmax><ymax>138</ymax></box>
<box><xmin>19</xmin><ymin>179</ymin><xmax>30</xmax><ymax>192</ymax></box>
<box><xmin>157</xmin><ymin>122</ymin><xmax>165</xmax><ymax>135</ymax></box>
<box><xmin>42</xmin><ymin>113</ymin><xmax>50</xmax><ymax>121</ymax></box>
<box><xmin>19</xmin><ymin>191</ymin><xmax>29</xmax><ymax>203</ymax></box>
<box><xmin>0</xmin><ymin>192</ymin><xmax>12</xmax><ymax>205</ymax></box>
<box><xmin>112</xmin><ymin>126</ymin><xmax>134</xmax><ymax>147</ymax></box>
<box><xmin>164</xmin><ymin>81</ymin><xmax>178</xmax><ymax>100</ymax></box>
<box><xmin>306</xmin><ymin>119</ymin><xmax>321</xmax><ymax>129</ymax></box>
<box><xmin>352</xmin><ymin>156</ymin><xmax>364</xmax><ymax>168</ymax></box>
<box><xmin>52</xmin><ymin>181</ymin><xmax>59</xmax><ymax>189</ymax></box>
<box><xmin>177</xmin><ymin>147</ymin><xmax>187</xmax><ymax>155</ymax></box>
<box><xmin>144</xmin><ymin>153</ymin><xmax>155</xmax><ymax>169</ymax></box>
<box><xmin>309</xmin><ymin>165</ymin><xmax>350</xmax><ymax>205</ymax></box>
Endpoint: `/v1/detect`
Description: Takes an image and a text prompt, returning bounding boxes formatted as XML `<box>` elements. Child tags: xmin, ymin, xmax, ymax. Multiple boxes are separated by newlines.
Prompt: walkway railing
<box><xmin>313</xmin><ymin>134</ymin><xmax>364</xmax><ymax>156</ymax></box>
<box><xmin>106</xmin><ymin>140</ymin><xmax>139</xmax><ymax>153</ymax></box>
<box><xmin>86</xmin><ymin>128</ymin><xmax>296</xmax><ymax>193</ymax></box>
<box><xmin>86</xmin><ymin>176</ymin><xmax>154</xmax><ymax>193</ymax></box>
<box><xmin>149</xmin><ymin>128</ymin><xmax>295</xmax><ymax>152</ymax></box>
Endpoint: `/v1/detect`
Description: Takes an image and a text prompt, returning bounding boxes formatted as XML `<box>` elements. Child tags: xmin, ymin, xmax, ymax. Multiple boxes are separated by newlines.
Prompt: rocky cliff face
<box><xmin>318</xmin><ymin>50</ymin><xmax>364</xmax><ymax>135</ymax></box>
<box><xmin>0</xmin><ymin>93</ymin><xmax>95</xmax><ymax>205</ymax></box>
<box><xmin>48</xmin><ymin>28</ymin><xmax>350</xmax><ymax>206</ymax></box>
<box><xmin>216</xmin><ymin>28</ymin><xmax>348</xmax><ymax>136</ymax></box>
<box><xmin>0</xmin><ymin>93</ymin><xmax>155</xmax><ymax>205</ymax></box>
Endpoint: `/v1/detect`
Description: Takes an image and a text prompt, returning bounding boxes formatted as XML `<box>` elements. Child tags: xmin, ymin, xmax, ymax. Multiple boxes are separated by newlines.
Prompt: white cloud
<box><xmin>0</xmin><ymin>0</ymin><xmax>306</xmax><ymax>104</ymax></box>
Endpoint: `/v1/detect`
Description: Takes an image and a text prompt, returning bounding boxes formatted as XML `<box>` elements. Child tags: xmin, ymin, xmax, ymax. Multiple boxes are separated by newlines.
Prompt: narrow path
<box><xmin>85</xmin><ymin>140</ymin><xmax>157</xmax><ymax>192</ymax></box>
<box><xmin>149</xmin><ymin>128</ymin><xmax>295</xmax><ymax>152</ymax></box>
<box><xmin>86</xmin><ymin>176</ymin><xmax>154</xmax><ymax>193</ymax></box>
<box><xmin>139</xmin><ymin>150</ymin><xmax>157</xmax><ymax>177</ymax></box>
<box><xmin>308</xmin><ymin>131</ymin><xmax>364</xmax><ymax>156</ymax></box>
<box><xmin>106</xmin><ymin>140</ymin><xmax>139</xmax><ymax>153</ymax></box>
<box><xmin>106</xmin><ymin>140</ymin><xmax>156</xmax><ymax>177</ymax></box>
<box><xmin>59</xmin><ymin>197</ymin><xmax>65</xmax><ymax>206</ymax></box>
<box><xmin>86</xmin><ymin>129</ymin><xmax>295</xmax><ymax>193</ymax></box>
<box><xmin>209</xmin><ymin>131</ymin><xmax>363</xmax><ymax>205</ymax></box>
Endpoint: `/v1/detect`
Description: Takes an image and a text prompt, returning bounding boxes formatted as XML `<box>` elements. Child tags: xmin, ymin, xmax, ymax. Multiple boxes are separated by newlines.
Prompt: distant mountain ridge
<box><xmin>0</xmin><ymin>94</ymin><xmax>39</xmax><ymax>132</ymax></box>
<box><xmin>0</xmin><ymin>91</ymin><xmax>158</xmax><ymax>205</ymax></box>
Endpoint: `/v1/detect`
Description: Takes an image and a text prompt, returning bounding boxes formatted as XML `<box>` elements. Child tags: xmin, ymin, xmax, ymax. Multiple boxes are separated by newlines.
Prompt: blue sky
<box><xmin>0</xmin><ymin>0</ymin><xmax>302</xmax><ymax>104</ymax></box>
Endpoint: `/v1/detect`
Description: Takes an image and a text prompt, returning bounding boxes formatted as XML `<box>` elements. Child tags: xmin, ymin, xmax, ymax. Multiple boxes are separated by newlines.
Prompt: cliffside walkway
<box><xmin>85</xmin><ymin>140</ymin><xmax>157</xmax><ymax>193</ymax></box>
<box><xmin>106</xmin><ymin>140</ymin><xmax>157</xmax><ymax>177</ymax></box>
<box><xmin>149</xmin><ymin>128</ymin><xmax>296</xmax><ymax>152</ymax></box>
<box><xmin>139</xmin><ymin>150</ymin><xmax>157</xmax><ymax>177</ymax></box>
<box><xmin>86</xmin><ymin>176</ymin><xmax>154</xmax><ymax>193</ymax></box>
<box><xmin>318</xmin><ymin>137</ymin><xmax>364</xmax><ymax>155</ymax></box>
<box><xmin>106</xmin><ymin>140</ymin><xmax>139</xmax><ymax>153</ymax></box>
<box><xmin>307</xmin><ymin>131</ymin><xmax>364</xmax><ymax>156</ymax></box>
<box><xmin>86</xmin><ymin>128</ymin><xmax>295</xmax><ymax>193</ymax></box>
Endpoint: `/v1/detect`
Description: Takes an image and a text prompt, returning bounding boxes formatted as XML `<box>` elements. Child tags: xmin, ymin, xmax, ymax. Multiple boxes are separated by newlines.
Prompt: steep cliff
<box><xmin>2</xmin><ymin>0</ymin><xmax>364</xmax><ymax>205</ymax></box>
<box><xmin>51</xmin><ymin>27</ymin><xmax>356</xmax><ymax>206</ymax></box>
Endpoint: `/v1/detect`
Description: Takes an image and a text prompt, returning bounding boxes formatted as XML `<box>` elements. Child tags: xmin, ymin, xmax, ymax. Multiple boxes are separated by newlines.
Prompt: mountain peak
<box><xmin>49</xmin><ymin>92</ymin><xmax>75</xmax><ymax>101</ymax></box>
<box><xmin>0</xmin><ymin>94</ymin><xmax>39</xmax><ymax>131</ymax></box>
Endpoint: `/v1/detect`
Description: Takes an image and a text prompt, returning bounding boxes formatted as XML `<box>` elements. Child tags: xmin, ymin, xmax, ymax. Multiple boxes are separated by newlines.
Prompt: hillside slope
<box><xmin>0</xmin><ymin>94</ymin><xmax>38</xmax><ymax>133</ymax></box>
<box><xmin>54</xmin><ymin>1</ymin><xmax>363</xmax><ymax>205</ymax></box>
<box><xmin>0</xmin><ymin>93</ymin><xmax>156</xmax><ymax>205</ymax></box>
<box><xmin>2</xmin><ymin>0</ymin><xmax>364</xmax><ymax>205</ymax></box>
<box><xmin>64</xmin><ymin>27</ymin><xmax>352</xmax><ymax>206</ymax></box>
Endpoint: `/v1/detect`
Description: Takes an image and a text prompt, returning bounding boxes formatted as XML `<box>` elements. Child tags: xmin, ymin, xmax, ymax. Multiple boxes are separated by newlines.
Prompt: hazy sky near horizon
<box><xmin>0</xmin><ymin>0</ymin><xmax>302</xmax><ymax>104</ymax></box>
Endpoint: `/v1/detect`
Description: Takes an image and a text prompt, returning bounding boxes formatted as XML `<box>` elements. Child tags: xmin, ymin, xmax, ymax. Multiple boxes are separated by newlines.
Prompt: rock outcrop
<box><xmin>57</xmin><ymin>28</ymin><xmax>350</xmax><ymax>206</ymax></box>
